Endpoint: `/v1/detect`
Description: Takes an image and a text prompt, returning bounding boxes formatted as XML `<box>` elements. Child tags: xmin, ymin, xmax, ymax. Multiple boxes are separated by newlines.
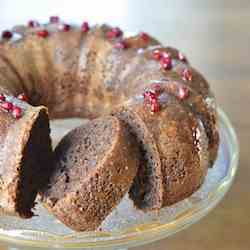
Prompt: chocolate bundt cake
<box><xmin>0</xmin><ymin>16</ymin><xmax>219</xmax><ymax>228</ymax></box>
<box><xmin>41</xmin><ymin>116</ymin><xmax>139</xmax><ymax>231</ymax></box>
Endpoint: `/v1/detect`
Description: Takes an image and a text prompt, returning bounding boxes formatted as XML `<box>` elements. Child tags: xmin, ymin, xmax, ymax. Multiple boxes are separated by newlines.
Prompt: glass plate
<box><xmin>0</xmin><ymin>108</ymin><xmax>239</xmax><ymax>250</ymax></box>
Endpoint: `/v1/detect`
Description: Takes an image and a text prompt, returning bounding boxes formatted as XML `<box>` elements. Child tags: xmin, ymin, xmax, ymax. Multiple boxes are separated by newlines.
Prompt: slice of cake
<box><xmin>41</xmin><ymin>116</ymin><xmax>139</xmax><ymax>231</ymax></box>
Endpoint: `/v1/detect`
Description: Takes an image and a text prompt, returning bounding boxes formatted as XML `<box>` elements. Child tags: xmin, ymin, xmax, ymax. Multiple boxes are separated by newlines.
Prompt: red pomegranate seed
<box><xmin>107</xmin><ymin>27</ymin><xmax>122</xmax><ymax>39</ymax></box>
<box><xmin>106</xmin><ymin>30</ymin><xmax>114</xmax><ymax>39</ymax></box>
<box><xmin>182</xmin><ymin>68</ymin><xmax>193</xmax><ymax>81</ymax></box>
<box><xmin>143</xmin><ymin>89</ymin><xmax>161</xmax><ymax>113</ymax></box>
<box><xmin>59</xmin><ymin>24</ymin><xmax>71</xmax><ymax>32</ymax></box>
<box><xmin>28</xmin><ymin>20</ymin><xmax>40</xmax><ymax>28</ymax></box>
<box><xmin>50</xmin><ymin>16</ymin><xmax>60</xmax><ymax>23</ymax></box>
<box><xmin>81</xmin><ymin>21</ymin><xmax>89</xmax><ymax>32</ymax></box>
<box><xmin>178</xmin><ymin>51</ymin><xmax>187</xmax><ymax>62</ymax></box>
<box><xmin>139</xmin><ymin>32</ymin><xmax>150</xmax><ymax>42</ymax></box>
<box><xmin>113</xmin><ymin>27</ymin><xmax>122</xmax><ymax>37</ymax></box>
<box><xmin>12</xmin><ymin>106</ymin><xmax>22</xmax><ymax>119</ymax></box>
<box><xmin>1</xmin><ymin>30</ymin><xmax>12</xmax><ymax>40</ymax></box>
<box><xmin>1</xmin><ymin>101</ymin><xmax>13</xmax><ymax>111</ymax></box>
<box><xmin>0</xmin><ymin>94</ymin><xmax>5</xmax><ymax>102</ymax></box>
<box><xmin>160</xmin><ymin>56</ymin><xmax>172</xmax><ymax>70</ymax></box>
<box><xmin>37</xmin><ymin>30</ymin><xmax>49</xmax><ymax>38</ymax></box>
<box><xmin>162</xmin><ymin>52</ymin><xmax>171</xmax><ymax>59</ymax></box>
<box><xmin>178</xmin><ymin>86</ymin><xmax>189</xmax><ymax>100</ymax></box>
<box><xmin>114</xmin><ymin>41</ymin><xmax>128</xmax><ymax>49</ymax></box>
<box><xmin>152</xmin><ymin>49</ymin><xmax>162</xmax><ymax>60</ymax></box>
<box><xmin>17</xmin><ymin>93</ymin><xmax>28</xmax><ymax>102</ymax></box>
<box><xmin>150</xmin><ymin>98</ymin><xmax>160</xmax><ymax>113</ymax></box>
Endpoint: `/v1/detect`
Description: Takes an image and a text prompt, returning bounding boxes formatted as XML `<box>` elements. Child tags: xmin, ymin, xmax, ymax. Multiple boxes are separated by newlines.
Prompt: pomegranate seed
<box><xmin>107</xmin><ymin>27</ymin><xmax>122</xmax><ymax>39</ymax></box>
<box><xmin>28</xmin><ymin>20</ymin><xmax>40</xmax><ymax>28</ymax></box>
<box><xmin>178</xmin><ymin>51</ymin><xmax>187</xmax><ymax>62</ymax></box>
<box><xmin>1</xmin><ymin>30</ymin><xmax>12</xmax><ymax>40</ymax></box>
<box><xmin>50</xmin><ymin>16</ymin><xmax>60</xmax><ymax>23</ymax></box>
<box><xmin>182</xmin><ymin>68</ymin><xmax>193</xmax><ymax>81</ymax></box>
<box><xmin>1</xmin><ymin>101</ymin><xmax>13</xmax><ymax>111</ymax></box>
<box><xmin>0</xmin><ymin>94</ymin><xmax>5</xmax><ymax>102</ymax></box>
<box><xmin>143</xmin><ymin>89</ymin><xmax>161</xmax><ymax>113</ymax></box>
<box><xmin>106</xmin><ymin>31</ymin><xmax>114</xmax><ymax>39</ymax></box>
<box><xmin>162</xmin><ymin>52</ymin><xmax>171</xmax><ymax>59</ymax></box>
<box><xmin>152</xmin><ymin>49</ymin><xmax>162</xmax><ymax>60</ymax></box>
<box><xmin>160</xmin><ymin>56</ymin><xmax>172</xmax><ymax>70</ymax></box>
<box><xmin>139</xmin><ymin>32</ymin><xmax>150</xmax><ymax>42</ymax></box>
<box><xmin>59</xmin><ymin>24</ymin><xmax>71</xmax><ymax>32</ymax></box>
<box><xmin>17</xmin><ymin>93</ymin><xmax>28</xmax><ymax>102</ymax></box>
<box><xmin>178</xmin><ymin>86</ymin><xmax>189</xmax><ymax>100</ymax></box>
<box><xmin>113</xmin><ymin>27</ymin><xmax>122</xmax><ymax>37</ymax></box>
<box><xmin>81</xmin><ymin>22</ymin><xmax>89</xmax><ymax>32</ymax></box>
<box><xmin>114</xmin><ymin>41</ymin><xmax>128</xmax><ymax>49</ymax></box>
<box><xmin>150</xmin><ymin>99</ymin><xmax>160</xmax><ymax>113</ymax></box>
<box><xmin>12</xmin><ymin>106</ymin><xmax>22</xmax><ymax>119</ymax></box>
<box><xmin>37</xmin><ymin>30</ymin><xmax>49</xmax><ymax>38</ymax></box>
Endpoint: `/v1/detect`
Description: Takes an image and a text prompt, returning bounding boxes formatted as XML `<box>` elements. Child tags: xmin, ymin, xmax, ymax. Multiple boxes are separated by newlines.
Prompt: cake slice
<box><xmin>0</xmin><ymin>94</ymin><xmax>52</xmax><ymax>218</ymax></box>
<box><xmin>113</xmin><ymin>109</ymin><xmax>163</xmax><ymax>211</ymax></box>
<box><xmin>114</xmin><ymin>93</ymin><xmax>209</xmax><ymax>210</ymax></box>
<box><xmin>41</xmin><ymin>116</ymin><xmax>139</xmax><ymax>231</ymax></box>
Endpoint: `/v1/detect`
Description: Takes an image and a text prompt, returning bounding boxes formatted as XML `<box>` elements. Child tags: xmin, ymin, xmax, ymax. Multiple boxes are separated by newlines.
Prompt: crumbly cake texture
<box><xmin>41</xmin><ymin>116</ymin><xmax>139</xmax><ymax>231</ymax></box>
<box><xmin>0</xmin><ymin>16</ymin><xmax>219</xmax><ymax>228</ymax></box>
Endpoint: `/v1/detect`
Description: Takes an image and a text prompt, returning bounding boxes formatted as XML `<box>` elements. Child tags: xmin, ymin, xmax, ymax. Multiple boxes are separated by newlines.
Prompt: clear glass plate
<box><xmin>0</xmin><ymin>108</ymin><xmax>239</xmax><ymax>250</ymax></box>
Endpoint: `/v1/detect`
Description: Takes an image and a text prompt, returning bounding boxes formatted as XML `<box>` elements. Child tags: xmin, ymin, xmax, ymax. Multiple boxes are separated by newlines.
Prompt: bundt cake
<box><xmin>0</xmin><ymin>16</ymin><xmax>219</xmax><ymax>228</ymax></box>
<box><xmin>41</xmin><ymin>116</ymin><xmax>139</xmax><ymax>231</ymax></box>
